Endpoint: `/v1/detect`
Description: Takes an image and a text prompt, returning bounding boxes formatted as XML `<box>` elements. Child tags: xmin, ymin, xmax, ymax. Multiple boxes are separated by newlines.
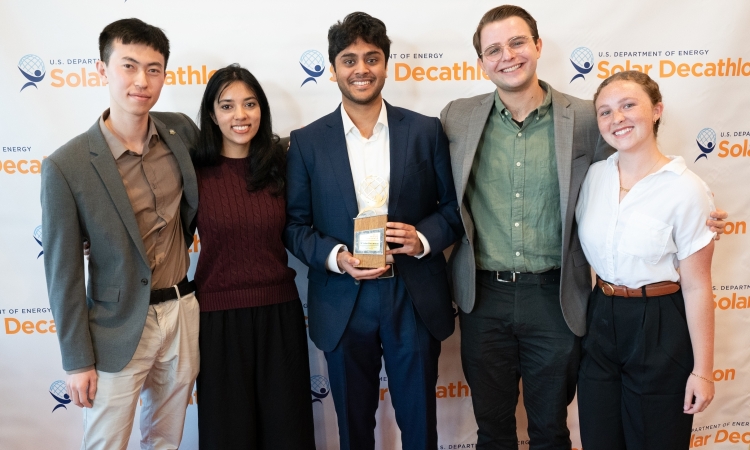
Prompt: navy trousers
<box><xmin>324</xmin><ymin>275</ymin><xmax>441</xmax><ymax>450</ymax></box>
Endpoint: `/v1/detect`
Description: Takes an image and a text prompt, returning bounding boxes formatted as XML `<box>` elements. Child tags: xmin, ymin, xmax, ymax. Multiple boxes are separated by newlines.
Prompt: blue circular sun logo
<box><xmin>569</xmin><ymin>47</ymin><xmax>594</xmax><ymax>83</ymax></box>
<box><xmin>695</xmin><ymin>128</ymin><xmax>716</xmax><ymax>162</ymax></box>
<box><xmin>299</xmin><ymin>50</ymin><xmax>326</xmax><ymax>87</ymax></box>
<box><xmin>310</xmin><ymin>375</ymin><xmax>331</xmax><ymax>403</ymax></box>
<box><xmin>18</xmin><ymin>54</ymin><xmax>46</xmax><ymax>91</ymax></box>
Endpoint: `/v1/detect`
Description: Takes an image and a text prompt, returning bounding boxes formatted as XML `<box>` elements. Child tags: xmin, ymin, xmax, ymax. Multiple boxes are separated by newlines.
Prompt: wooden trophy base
<box><xmin>352</xmin><ymin>214</ymin><xmax>387</xmax><ymax>269</ymax></box>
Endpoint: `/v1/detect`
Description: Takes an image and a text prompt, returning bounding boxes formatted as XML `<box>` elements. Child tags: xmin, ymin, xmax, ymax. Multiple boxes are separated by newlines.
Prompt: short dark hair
<box><xmin>193</xmin><ymin>64</ymin><xmax>285</xmax><ymax>197</ymax></box>
<box><xmin>328</xmin><ymin>12</ymin><xmax>391</xmax><ymax>67</ymax></box>
<box><xmin>594</xmin><ymin>70</ymin><xmax>664</xmax><ymax>136</ymax></box>
<box><xmin>473</xmin><ymin>5</ymin><xmax>539</xmax><ymax>57</ymax></box>
<box><xmin>99</xmin><ymin>18</ymin><xmax>170</xmax><ymax>68</ymax></box>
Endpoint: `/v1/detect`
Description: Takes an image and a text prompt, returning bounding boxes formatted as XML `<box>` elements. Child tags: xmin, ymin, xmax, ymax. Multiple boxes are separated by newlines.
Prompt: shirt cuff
<box><xmin>326</xmin><ymin>244</ymin><xmax>348</xmax><ymax>273</ymax></box>
<box><xmin>415</xmin><ymin>231</ymin><xmax>430</xmax><ymax>259</ymax></box>
<box><xmin>66</xmin><ymin>365</ymin><xmax>95</xmax><ymax>375</ymax></box>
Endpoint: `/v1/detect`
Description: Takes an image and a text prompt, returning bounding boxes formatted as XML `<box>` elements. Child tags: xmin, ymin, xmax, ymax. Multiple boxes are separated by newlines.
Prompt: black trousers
<box><xmin>578</xmin><ymin>287</ymin><xmax>694</xmax><ymax>450</ymax></box>
<box><xmin>196</xmin><ymin>300</ymin><xmax>316</xmax><ymax>450</ymax></box>
<box><xmin>460</xmin><ymin>271</ymin><xmax>579</xmax><ymax>450</ymax></box>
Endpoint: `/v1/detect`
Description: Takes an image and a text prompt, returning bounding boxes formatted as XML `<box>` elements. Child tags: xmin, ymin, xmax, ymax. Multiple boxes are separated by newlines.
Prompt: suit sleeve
<box><xmin>593</xmin><ymin>132</ymin><xmax>616</xmax><ymax>163</ymax></box>
<box><xmin>414</xmin><ymin>118</ymin><xmax>463</xmax><ymax>255</ymax></box>
<box><xmin>439</xmin><ymin>101</ymin><xmax>453</xmax><ymax>127</ymax></box>
<box><xmin>41</xmin><ymin>158</ymin><xmax>94</xmax><ymax>371</ymax></box>
<box><xmin>177</xmin><ymin>112</ymin><xmax>200</xmax><ymax>241</ymax></box>
<box><xmin>283</xmin><ymin>131</ymin><xmax>344</xmax><ymax>271</ymax></box>
<box><xmin>179</xmin><ymin>112</ymin><xmax>201</xmax><ymax>140</ymax></box>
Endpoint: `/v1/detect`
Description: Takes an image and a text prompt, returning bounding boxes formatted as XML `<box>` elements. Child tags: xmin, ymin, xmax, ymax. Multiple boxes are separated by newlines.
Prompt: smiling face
<box><xmin>96</xmin><ymin>40</ymin><xmax>166</xmax><ymax>120</ymax></box>
<box><xmin>332</xmin><ymin>39</ymin><xmax>387</xmax><ymax>108</ymax></box>
<box><xmin>595</xmin><ymin>80</ymin><xmax>663</xmax><ymax>153</ymax></box>
<box><xmin>211</xmin><ymin>81</ymin><xmax>261</xmax><ymax>157</ymax></box>
<box><xmin>478</xmin><ymin>16</ymin><xmax>542</xmax><ymax>94</ymax></box>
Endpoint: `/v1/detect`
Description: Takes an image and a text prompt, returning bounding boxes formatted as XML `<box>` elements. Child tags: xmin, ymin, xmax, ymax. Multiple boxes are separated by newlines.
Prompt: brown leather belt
<box><xmin>597</xmin><ymin>277</ymin><xmax>680</xmax><ymax>298</ymax></box>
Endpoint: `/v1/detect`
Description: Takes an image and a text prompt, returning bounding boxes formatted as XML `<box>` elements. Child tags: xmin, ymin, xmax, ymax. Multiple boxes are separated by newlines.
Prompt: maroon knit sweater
<box><xmin>194</xmin><ymin>156</ymin><xmax>298</xmax><ymax>312</ymax></box>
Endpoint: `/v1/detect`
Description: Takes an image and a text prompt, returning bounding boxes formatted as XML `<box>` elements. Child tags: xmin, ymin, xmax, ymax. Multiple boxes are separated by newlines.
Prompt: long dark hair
<box><xmin>193</xmin><ymin>64</ymin><xmax>285</xmax><ymax>196</ymax></box>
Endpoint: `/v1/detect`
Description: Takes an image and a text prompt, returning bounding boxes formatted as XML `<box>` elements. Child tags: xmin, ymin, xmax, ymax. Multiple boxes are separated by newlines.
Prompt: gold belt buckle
<box><xmin>601</xmin><ymin>282</ymin><xmax>616</xmax><ymax>296</ymax></box>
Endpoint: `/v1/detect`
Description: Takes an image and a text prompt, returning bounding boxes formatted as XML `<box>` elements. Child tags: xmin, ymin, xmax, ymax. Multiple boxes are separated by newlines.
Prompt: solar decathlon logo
<box><xmin>695</xmin><ymin>128</ymin><xmax>716</xmax><ymax>162</ymax></box>
<box><xmin>569</xmin><ymin>47</ymin><xmax>594</xmax><ymax>83</ymax></box>
<box><xmin>49</xmin><ymin>380</ymin><xmax>71</xmax><ymax>412</ymax></box>
<box><xmin>310</xmin><ymin>375</ymin><xmax>331</xmax><ymax>404</ymax></box>
<box><xmin>18</xmin><ymin>54</ymin><xmax>46</xmax><ymax>91</ymax></box>
<box><xmin>33</xmin><ymin>225</ymin><xmax>43</xmax><ymax>258</ymax></box>
<box><xmin>299</xmin><ymin>50</ymin><xmax>326</xmax><ymax>87</ymax></box>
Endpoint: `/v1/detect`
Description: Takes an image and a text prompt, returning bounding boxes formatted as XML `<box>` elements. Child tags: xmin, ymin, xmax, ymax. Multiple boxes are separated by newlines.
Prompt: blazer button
<box><xmin>354</xmin><ymin>280</ymin><xmax>360</xmax><ymax>285</ymax></box>
<box><xmin>141</xmin><ymin>278</ymin><xmax>148</xmax><ymax>286</ymax></box>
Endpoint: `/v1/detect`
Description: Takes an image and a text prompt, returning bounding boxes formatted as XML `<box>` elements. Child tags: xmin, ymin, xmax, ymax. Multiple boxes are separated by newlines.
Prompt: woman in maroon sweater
<box><xmin>192</xmin><ymin>65</ymin><xmax>315</xmax><ymax>449</ymax></box>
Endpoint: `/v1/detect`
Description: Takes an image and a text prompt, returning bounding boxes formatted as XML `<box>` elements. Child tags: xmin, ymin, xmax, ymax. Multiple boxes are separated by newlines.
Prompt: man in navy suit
<box><xmin>284</xmin><ymin>12</ymin><xmax>462</xmax><ymax>450</ymax></box>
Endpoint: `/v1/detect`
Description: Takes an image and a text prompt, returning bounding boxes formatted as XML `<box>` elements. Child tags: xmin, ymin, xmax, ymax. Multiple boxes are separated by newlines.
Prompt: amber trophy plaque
<box><xmin>353</xmin><ymin>175</ymin><xmax>388</xmax><ymax>269</ymax></box>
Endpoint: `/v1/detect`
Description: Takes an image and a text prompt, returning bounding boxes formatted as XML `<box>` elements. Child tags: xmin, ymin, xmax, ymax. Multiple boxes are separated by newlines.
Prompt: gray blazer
<box><xmin>440</xmin><ymin>86</ymin><xmax>613</xmax><ymax>336</ymax></box>
<box><xmin>41</xmin><ymin>112</ymin><xmax>199</xmax><ymax>373</ymax></box>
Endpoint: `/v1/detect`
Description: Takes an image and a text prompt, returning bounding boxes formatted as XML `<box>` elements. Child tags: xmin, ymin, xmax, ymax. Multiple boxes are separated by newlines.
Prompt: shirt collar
<box><xmin>99</xmin><ymin>108</ymin><xmax>160</xmax><ymax>160</ymax></box>
<box><xmin>340</xmin><ymin>99</ymin><xmax>389</xmax><ymax>140</ymax></box>
<box><xmin>493</xmin><ymin>80</ymin><xmax>553</xmax><ymax>120</ymax></box>
<box><xmin>606</xmin><ymin>152</ymin><xmax>687</xmax><ymax>176</ymax></box>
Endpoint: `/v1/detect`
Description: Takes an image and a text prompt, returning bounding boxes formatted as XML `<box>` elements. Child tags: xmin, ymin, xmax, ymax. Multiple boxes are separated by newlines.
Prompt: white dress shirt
<box><xmin>326</xmin><ymin>100</ymin><xmax>430</xmax><ymax>273</ymax></box>
<box><xmin>575</xmin><ymin>153</ymin><xmax>715</xmax><ymax>288</ymax></box>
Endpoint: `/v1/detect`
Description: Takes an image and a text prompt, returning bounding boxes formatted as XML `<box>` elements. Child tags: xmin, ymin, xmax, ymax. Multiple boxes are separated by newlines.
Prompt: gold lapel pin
<box><xmin>169</xmin><ymin>129</ymin><xmax>176</xmax><ymax>135</ymax></box>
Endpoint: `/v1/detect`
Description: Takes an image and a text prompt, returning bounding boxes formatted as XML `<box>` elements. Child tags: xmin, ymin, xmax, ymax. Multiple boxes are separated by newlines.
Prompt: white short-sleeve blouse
<box><xmin>575</xmin><ymin>153</ymin><xmax>715</xmax><ymax>288</ymax></box>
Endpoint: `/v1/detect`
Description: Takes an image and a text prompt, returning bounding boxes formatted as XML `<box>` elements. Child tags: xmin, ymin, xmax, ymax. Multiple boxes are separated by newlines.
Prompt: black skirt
<box><xmin>196</xmin><ymin>300</ymin><xmax>316</xmax><ymax>450</ymax></box>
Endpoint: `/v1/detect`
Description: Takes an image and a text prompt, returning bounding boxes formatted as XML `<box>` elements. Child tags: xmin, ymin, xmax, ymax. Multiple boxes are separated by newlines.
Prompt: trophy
<box><xmin>352</xmin><ymin>175</ymin><xmax>388</xmax><ymax>268</ymax></box>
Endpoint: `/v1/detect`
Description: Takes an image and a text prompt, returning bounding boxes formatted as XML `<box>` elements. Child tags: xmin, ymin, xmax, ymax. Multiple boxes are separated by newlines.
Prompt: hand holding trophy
<box><xmin>353</xmin><ymin>175</ymin><xmax>389</xmax><ymax>268</ymax></box>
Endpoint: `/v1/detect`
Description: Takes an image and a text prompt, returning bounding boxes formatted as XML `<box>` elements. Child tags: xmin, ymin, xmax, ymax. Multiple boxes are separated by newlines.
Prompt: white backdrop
<box><xmin>1</xmin><ymin>0</ymin><xmax>749</xmax><ymax>448</ymax></box>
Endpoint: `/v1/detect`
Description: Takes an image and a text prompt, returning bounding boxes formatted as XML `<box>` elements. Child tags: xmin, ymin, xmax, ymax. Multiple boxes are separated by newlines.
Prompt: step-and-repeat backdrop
<box><xmin>1</xmin><ymin>0</ymin><xmax>749</xmax><ymax>448</ymax></box>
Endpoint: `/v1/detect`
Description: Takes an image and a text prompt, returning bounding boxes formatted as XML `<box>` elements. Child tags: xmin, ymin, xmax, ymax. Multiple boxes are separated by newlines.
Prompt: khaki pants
<box><xmin>81</xmin><ymin>292</ymin><xmax>199</xmax><ymax>450</ymax></box>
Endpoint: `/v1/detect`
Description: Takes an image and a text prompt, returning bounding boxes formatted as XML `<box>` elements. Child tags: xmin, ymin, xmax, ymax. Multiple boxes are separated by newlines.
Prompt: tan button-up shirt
<box><xmin>99</xmin><ymin>109</ymin><xmax>188</xmax><ymax>289</ymax></box>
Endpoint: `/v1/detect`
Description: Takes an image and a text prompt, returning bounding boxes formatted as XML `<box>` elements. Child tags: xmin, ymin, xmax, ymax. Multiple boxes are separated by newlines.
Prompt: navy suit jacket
<box><xmin>284</xmin><ymin>102</ymin><xmax>463</xmax><ymax>352</ymax></box>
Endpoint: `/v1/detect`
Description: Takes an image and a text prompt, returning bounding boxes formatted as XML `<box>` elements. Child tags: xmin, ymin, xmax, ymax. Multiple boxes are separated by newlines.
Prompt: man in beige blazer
<box><xmin>440</xmin><ymin>5</ymin><xmax>726</xmax><ymax>449</ymax></box>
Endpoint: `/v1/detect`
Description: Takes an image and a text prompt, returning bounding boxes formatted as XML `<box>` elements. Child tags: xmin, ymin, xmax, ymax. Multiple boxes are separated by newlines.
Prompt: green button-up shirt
<box><xmin>465</xmin><ymin>81</ymin><xmax>562</xmax><ymax>273</ymax></box>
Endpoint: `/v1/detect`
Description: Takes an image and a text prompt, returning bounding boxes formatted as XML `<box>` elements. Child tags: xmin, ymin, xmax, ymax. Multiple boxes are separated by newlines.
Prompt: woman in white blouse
<box><xmin>575</xmin><ymin>70</ymin><xmax>715</xmax><ymax>450</ymax></box>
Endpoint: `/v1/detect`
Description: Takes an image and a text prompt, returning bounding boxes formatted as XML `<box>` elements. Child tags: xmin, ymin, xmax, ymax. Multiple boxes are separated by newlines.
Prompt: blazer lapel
<box><xmin>87</xmin><ymin>121</ymin><xmax>149</xmax><ymax>266</ymax></box>
<box><xmin>551</xmin><ymin>88</ymin><xmax>574</xmax><ymax>239</ymax></box>
<box><xmin>459</xmin><ymin>93</ymin><xmax>494</xmax><ymax>199</ymax></box>
<box><xmin>324</xmin><ymin>107</ymin><xmax>359</xmax><ymax>220</ymax></box>
<box><xmin>152</xmin><ymin>116</ymin><xmax>198</xmax><ymax>212</ymax></box>
<box><xmin>386</xmin><ymin>102</ymin><xmax>407</xmax><ymax>216</ymax></box>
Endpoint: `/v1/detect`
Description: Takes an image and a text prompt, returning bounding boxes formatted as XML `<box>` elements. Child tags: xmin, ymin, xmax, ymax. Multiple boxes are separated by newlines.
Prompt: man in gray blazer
<box><xmin>441</xmin><ymin>5</ymin><xmax>726</xmax><ymax>449</ymax></box>
<box><xmin>41</xmin><ymin>19</ymin><xmax>199</xmax><ymax>449</ymax></box>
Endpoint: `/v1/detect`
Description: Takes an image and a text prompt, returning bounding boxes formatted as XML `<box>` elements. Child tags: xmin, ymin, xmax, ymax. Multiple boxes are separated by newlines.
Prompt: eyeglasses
<box><xmin>480</xmin><ymin>36</ymin><xmax>537</xmax><ymax>62</ymax></box>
